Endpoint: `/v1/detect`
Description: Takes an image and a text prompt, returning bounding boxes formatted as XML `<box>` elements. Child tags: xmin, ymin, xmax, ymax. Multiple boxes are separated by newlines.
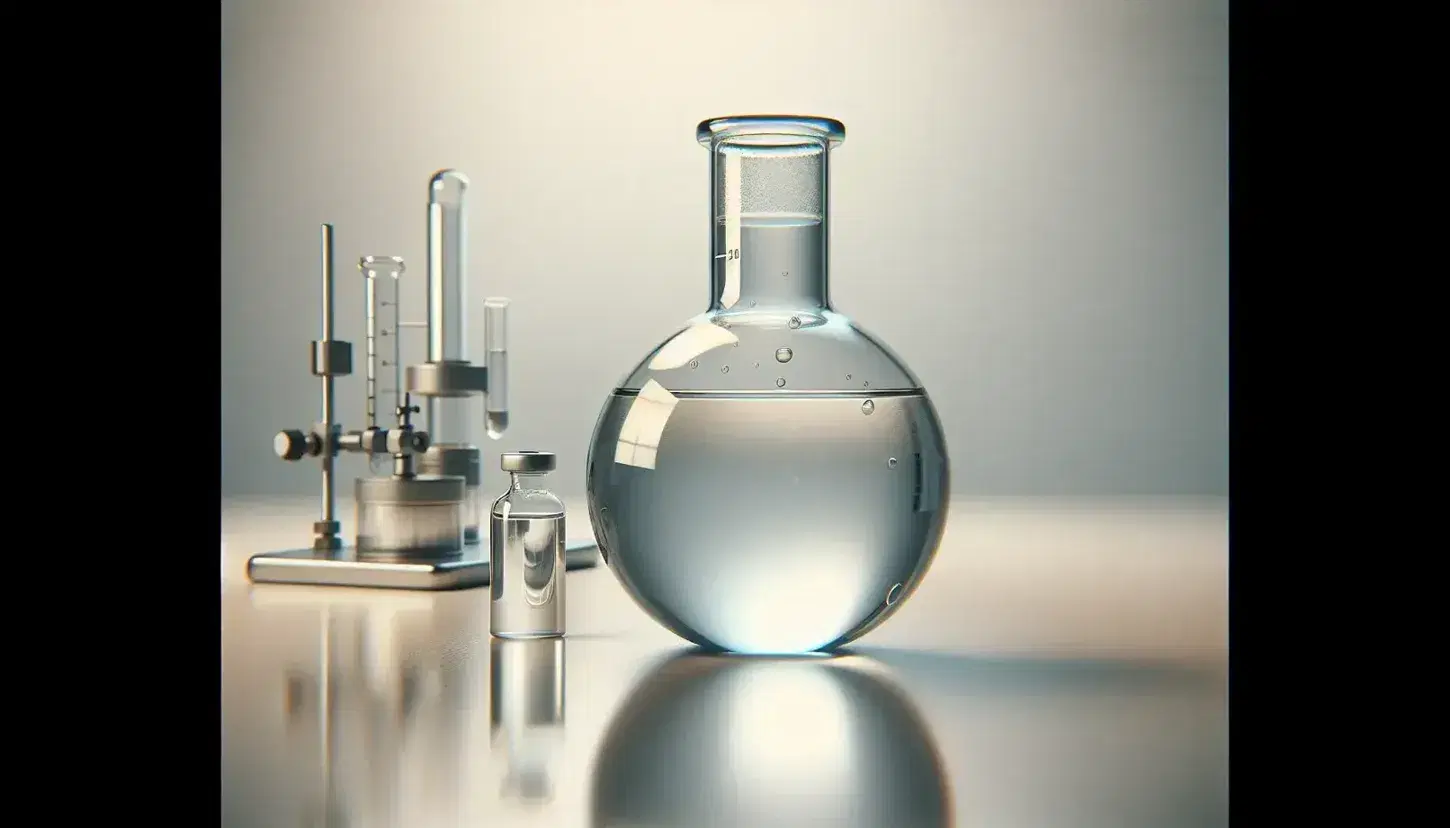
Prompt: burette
<box><xmin>360</xmin><ymin>256</ymin><xmax>405</xmax><ymax>474</ymax></box>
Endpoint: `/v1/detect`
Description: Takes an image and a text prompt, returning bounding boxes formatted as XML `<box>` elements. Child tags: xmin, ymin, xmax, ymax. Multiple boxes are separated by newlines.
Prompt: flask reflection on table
<box><xmin>590</xmin><ymin>650</ymin><xmax>952</xmax><ymax>828</ymax></box>
<box><xmin>588</xmin><ymin>652</ymin><xmax>951</xmax><ymax>823</ymax></box>
<box><xmin>264</xmin><ymin>590</ymin><xmax>481</xmax><ymax>827</ymax></box>
<box><xmin>489</xmin><ymin>636</ymin><xmax>566</xmax><ymax>803</ymax></box>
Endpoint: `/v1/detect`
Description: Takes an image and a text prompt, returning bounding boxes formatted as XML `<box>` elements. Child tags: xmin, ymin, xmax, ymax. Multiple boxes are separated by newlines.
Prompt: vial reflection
<box><xmin>270</xmin><ymin>593</ymin><xmax>480</xmax><ymax>828</ymax></box>
<box><xmin>490</xmin><ymin>637</ymin><xmax>566</xmax><ymax>803</ymax></box>
<box><xmin>590</xmin><ymin>651</ymin><xmax>952</xmax><ymax>828</ymax></box>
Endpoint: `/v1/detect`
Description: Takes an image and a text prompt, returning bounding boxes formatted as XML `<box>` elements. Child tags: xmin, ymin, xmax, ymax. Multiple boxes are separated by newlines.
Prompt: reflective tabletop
<box><xmin>222</xmin><ymin>497</ymin><xmax>1228</xmax><ymax>828</ymax></box>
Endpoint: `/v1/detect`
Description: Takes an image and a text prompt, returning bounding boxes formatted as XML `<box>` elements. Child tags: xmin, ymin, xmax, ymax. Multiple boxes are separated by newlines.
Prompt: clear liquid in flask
<box><xmin>588</xmin><ymin>390</ymin><xmax>947</xmax><ymax>654</ymax></box>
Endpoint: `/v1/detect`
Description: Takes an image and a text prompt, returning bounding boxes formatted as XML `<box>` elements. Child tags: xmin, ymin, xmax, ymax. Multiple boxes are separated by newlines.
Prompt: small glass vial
<box><xmin>490</xmin><ymin>451</ymin><xmax>566</xmax><ymax>638</ymax></box>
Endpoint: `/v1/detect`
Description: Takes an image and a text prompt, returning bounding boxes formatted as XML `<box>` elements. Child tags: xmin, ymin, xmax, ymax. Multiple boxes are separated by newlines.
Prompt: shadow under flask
<box><xmin>491</xmin><ymin>451</ymin><xmax>566</xmax><ymax>639</ymax></box>
<box><xmin>584</xmin><ymin>115</ymin><xmax>952</xmax><ymax>655</ymax></box>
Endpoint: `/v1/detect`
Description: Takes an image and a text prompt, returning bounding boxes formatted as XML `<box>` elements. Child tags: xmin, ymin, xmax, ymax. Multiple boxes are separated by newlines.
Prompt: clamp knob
<box><xmin>274</xmin><ymin>429</ymin><xmax>318</xmax><ymax>461</ymax></box>
<box><xmin>386</xmin><ymin>428</ymin><xmax>431</xmax><ymax>456</ymax></box>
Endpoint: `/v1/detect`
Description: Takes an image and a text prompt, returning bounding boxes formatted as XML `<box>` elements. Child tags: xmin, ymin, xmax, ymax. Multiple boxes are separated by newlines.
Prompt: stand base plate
<box><xmin>247</xmin><ymin>539</ymin><xmax>600</xmax><ymax>591</ymax></box>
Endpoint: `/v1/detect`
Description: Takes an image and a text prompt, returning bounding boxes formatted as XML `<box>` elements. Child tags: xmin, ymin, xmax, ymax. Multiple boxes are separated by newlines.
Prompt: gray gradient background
<box><xmin>220</xmin><ymin>0</ymin><xmax>1228</xmax><ymax>500</ymax></box>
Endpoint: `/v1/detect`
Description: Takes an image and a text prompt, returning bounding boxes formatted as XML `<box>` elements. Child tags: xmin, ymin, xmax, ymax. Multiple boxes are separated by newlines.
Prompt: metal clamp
<box><xmin>405</xmin><ymin>361</ymin><xmax>489</xmax><ymax>398</ymax></box>
<box><xmin>311</xmin><ymin>340</ymin><xmax>353</xmax><ymax>377</ymax></box>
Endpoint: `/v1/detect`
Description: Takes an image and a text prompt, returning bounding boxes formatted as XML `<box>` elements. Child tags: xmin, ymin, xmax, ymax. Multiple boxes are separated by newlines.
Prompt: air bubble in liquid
<box><xmin>886</xmin><ymin>583</ymin><xmax>903</xmax><ymax>606</ymax></box>
<box><xmin>776</xmin><ymin>378</ymin><xmax>786</xmax><ymax>388</ymax></box>
<box><xmin>775</xmin><ymin>347</ymin><xmax>793</xmax><ymax>363</ymax></box>
<box><xmin>690</xmin><ymin>359</ymin><xmax>699</xmax><ymax>369</ymax></box>
<box><xmin>788</xmin><ymin>317</ymin><xmax>801</xmax><ymax>330</ymax></box>
<box><xmin>846</xmin><ymin>373</ymin><xmax>852</xmax><ymax>381</ymax></box>
<box><xmin>753</xmin><ymin>362</ymin><xmax>760</xmax><ymax>368</ymax></box>
<box><xmin>861</xmin><ymin>400</ymin><xmax>875</xmax><ymax>415</ymax></box>
<box><xmin>863</xmin><ymin>380</ymin><xmax>870</xmax><ymax>388</ymax></box>
<box><xmin>888</xmin><ymin>457</ymin><xmax>897</xmax><ymax>468</ymax></box>
<box><xmin>721</xmin><ymin>365</ymin><xmax>730</xmax><ymax>374</ymax></box>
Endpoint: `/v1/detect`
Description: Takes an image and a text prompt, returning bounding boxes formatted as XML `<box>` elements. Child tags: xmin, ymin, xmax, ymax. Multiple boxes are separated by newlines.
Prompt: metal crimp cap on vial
<box><xmin>500</xmin><ymin>451</ymin><xmax>556</xmax><ymax>473</ymax></box>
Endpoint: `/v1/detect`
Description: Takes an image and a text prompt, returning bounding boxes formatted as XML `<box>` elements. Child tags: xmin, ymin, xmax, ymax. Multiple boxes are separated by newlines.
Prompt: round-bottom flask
<box><xmin>585</xmin><ymin>116</ymin><xmax>950</xmax><ymax>655</ymax></box>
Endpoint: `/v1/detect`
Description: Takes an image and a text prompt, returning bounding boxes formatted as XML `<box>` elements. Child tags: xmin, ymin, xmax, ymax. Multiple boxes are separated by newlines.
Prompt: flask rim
<box><xmin>696</xmin><ymin>115</ymin><xmax>846</xmax><ymax>148</ymax></box>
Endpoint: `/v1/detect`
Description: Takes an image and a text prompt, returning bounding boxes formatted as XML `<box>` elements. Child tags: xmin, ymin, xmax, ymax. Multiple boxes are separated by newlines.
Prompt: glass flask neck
<box><xmin>709</xmin><ymin>137</ymin><xmax>834</xmax><ymax>312</ymax></box>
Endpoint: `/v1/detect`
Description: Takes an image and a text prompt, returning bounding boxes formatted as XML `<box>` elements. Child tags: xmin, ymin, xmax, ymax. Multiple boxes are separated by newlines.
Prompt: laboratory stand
<box><xmin>247</xmin><ymin>172</ymin><xmax>597</xmax><ymax>592</ymax></box>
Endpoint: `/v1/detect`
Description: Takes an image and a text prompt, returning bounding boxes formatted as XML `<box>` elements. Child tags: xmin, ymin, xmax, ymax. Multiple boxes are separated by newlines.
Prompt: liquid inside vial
<box><xmin>491</xmin><ymin>503</ymin><xmax>566</xmax><ymax>638</ymax></box>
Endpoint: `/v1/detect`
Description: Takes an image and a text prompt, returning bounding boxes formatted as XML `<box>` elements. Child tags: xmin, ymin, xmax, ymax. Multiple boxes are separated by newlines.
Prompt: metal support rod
<box><xmin>319</xmin><ymin>224</ymin><xmax>337</xmax><ymax>531</ymax></box>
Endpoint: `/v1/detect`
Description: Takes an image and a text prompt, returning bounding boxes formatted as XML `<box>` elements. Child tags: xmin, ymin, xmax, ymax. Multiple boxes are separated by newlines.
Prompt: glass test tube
<box><xmin>485</xmin><ymin>297</ymin><xmax>509</xmax><ymax>439</ymax></box>
<box><xmin>427</xmin><ymin>170</ymin><xmax>472</xmax><ymax>446</ymax></box>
